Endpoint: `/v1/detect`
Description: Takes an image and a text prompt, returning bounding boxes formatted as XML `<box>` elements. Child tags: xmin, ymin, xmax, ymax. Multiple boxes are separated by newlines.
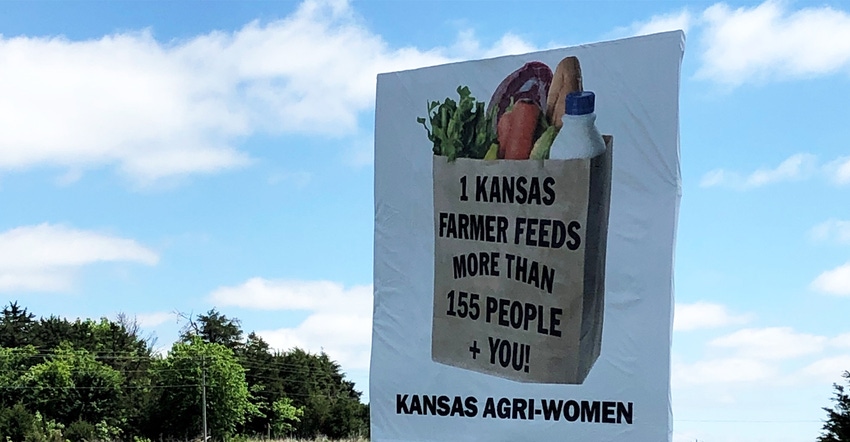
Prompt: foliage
<box><xmin>0</xmin><ymin>302</ymin><xmax>369</xmax><ymax>441</ymax></box>
<box><xmin>151</xmin><ymin>336</ymin><xmax>259</xmax><ymax>440</ymax></box>
<box><xmin>0</xmin><ymin>302</ymin><xmax>36</xmax><ymax>348</ymax></box>
<box><xmin>19</xmin><ymin>344</ymin><xmax>125</xmax><ymax>429</ymax></box>
<box><xmin>277</xmin><ymin>349</ymin><xmax>368</xmax><ymax>439</ymax></box>
<box><xmin>0</xmin><ymin>408</ymin><xmax>66</xmax><ymax>442</ymax></box>
<box><xmin>270</xmin><ymin>397</ymin><xmax>303</xmax><ymax>436</ymax></box>
<box><xmin>180</xmin><ymin>309</ymin><xmax>244</xmax><ymax>351</ymax></box>
<box><xmin>820</xmin><ymin>371</ymin><xmax>850</xmax><ymax>442</ymax></box>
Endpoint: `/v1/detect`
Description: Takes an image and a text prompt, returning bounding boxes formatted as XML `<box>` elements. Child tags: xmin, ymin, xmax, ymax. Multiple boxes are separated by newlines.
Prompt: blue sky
<box><xmin>1</xmin><ymin>1</ymin><xmax>849</xmax><ymax>441</ymax></box>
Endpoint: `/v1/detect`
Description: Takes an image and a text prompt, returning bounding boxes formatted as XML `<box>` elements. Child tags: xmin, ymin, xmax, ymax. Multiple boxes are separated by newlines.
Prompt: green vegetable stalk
<box><xmin>417</xmin><ymin>86</ymin><xmax>497</xmax><ymax>161</ymax></box>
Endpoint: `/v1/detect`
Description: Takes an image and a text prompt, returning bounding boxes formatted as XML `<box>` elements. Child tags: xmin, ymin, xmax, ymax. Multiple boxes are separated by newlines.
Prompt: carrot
<box><xmin>497</xmin><ymin>101</ymin><xmax>540</xmax><ymax>160</ymax></box>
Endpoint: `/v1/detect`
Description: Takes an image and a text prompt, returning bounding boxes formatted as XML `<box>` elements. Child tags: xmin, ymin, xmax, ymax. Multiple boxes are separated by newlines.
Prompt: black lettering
<box><xmin>602</xmin><ymin>401</ymin><xmax>616</xmax><ymax>424</ymax></box>
<box><xmin>528</xmin><ymin>260</ymin><xmax>539</xmax><ymax>287</ymax></box>
<box><xmin>396</xmin><ymin>394</ymin><xmax>410</xmax><ymax>414</ymax></box>
<box><xmin>515</xmin><ymin>255</ymin><xmax>527</xmax><ymax>284</ymax></box>
<box><xmin>485</xmin><ymin>296</ymin><xmax>497</xmax><ymax>323</ymax></box>
<box><xmin>489</xmin><ymin>175</ymin><xmax>502</xmax><ymax>203</ymax></box>
<box><xmin>527</xmin><ymin>177</ymin><xmax>542</xmax><ymax>204</ymax></box>
<box><xmin>516</xmin><ymin>177</ymin><xmax>528</xmax><ymax>203</ymax></box>
<box><xmin>538</xmin><ymin>219</ymin><xmax>551</xmax><ymax>248</ymax></box>
<box><xmin>497</xmin><ymin>398</ymin><xmax>511</xmax><ymax>419</ymax></box>
<box><xmin>542</xmin><ymin>176</ymin><xmax>555</xmax><ymax>205</ymax></box>
<box><xmin>476</xmin><ymin>176</ymin><xmax>488</xmax><ymax>201</ymax></box>
<box><xmin>409</xmin><ymin>395</ymin><xmax>422</xmax><ymax>415</ymax></box>
<box><xmin>498</xmin><ymin>299</ymin><xmax>510</xmax><ymax>327</ymax></box>
<box><xmin>541</xmin><ymin>265</ymin><xmax>554</xmax><ymax>294</ymax></box>
<box><xmin>486</xmin><ymin>216</ymin><xmax>496</xmax><ymax>242</ymax></box>
<box><xmin>551</xmin><ymin>220</ymin><xmax>566</xmax><ymax>248</ymax></box>
<box><xmin>488</xmin><ymin>336</ymin><xmax>499</xmax><ymax>365</ymax></box>
<box><xmin>564</xmin><ymin>400</ymin><xmax>580</xmax><ymax>422</ymax></box>
<box><xmin>437</xmin><ymin>395</ymin><xmax>451</xmax><ymax>416</ymax></box>
<box><xmin>524</xmin><ymin>303</ymin><xmax>536</xmax><ymax>331</ymax></box>
<box><xmin>541</xmin><ymin>399</ymin><xmax>562</xmax><ymax>421</ymax></box>
<box><xmin>423</xmin><ymin>395</ymin><xmax>437</xmax><ymax>415</ymax></box>
<box><xmin>550</xmin><ymin>308</ymin><xmax>562</xmax><ymax>337</ymax></box>
<box><xmin>437</xmin><ymin>213</ymin><xmax>448</xmax><ymax>238</ymax></box>
<box><xmin>536</xmin><ymin>305</ymin><xmax>549</xmax><ymax>335</ymax></box>
<box><xmin>512</xmin><ymin>398</ymin><xmax>527</xmax><ymax>420</ymax></box>
<box><xmin>483</xmin><ymin>397</ymin><xmax>496</xmax><ymax>418</ymax></box>
<box><xmin>513</xmin><ymin>218</ymin><xmax>525</xmax><ymax>246</ymax></box>
<box><xmin>469</xmin><ymin>214</ymin><xmax>485</xmax><ymax>241</ymax></box>
<box><xmin>501</xmin><ymin>176</ymin><xmax>515</xmax><ymax>203</ymax></box>
<box><xmin>452</xmin><ymin>255</ymin><xmax>466</xmax><ymax>279</ymax></box>
<box><xmin>525</xmin><ymin>218</ymin><xmax>538</xmax><ymax>246</ymax></box>
<box><xmin>618</xmin><ymin>402</ymin><xmax>634</xmax><ymax>424</ymax></box>
<box><xmin>567</xmin><ymin>220</ymin><xmax>582</xmax><ymax>250</ymax></box>
<box><xmin>509</xmin><ymin>301</ymin><xmax>522</xmax><ymax>329</ymax></box>
<box><xmin>497</xmin><ymin>216</ymin><xmax>509</xmax><ymax>243</ymax></box>
<box><xmin>465</xmin><ymin>396</ymin><xmax>478</xmax><ymax>417</ymax></box>
<box><xmin>490</xmin><ymin>252</ymin><xmax>500</xmax><ymax>276</ymax></box>
<box><xmin>498</xmin><ymin>340</ymin><xmax>511</xmax><ymax>368</ymax></box>
<box><xmin>458</xmin><ymin>214</ymin><xmax>469</xmax><ymax>240</ymax></box>
<box><xmin>450</xmin><ymin>396</ymin><xmax>465</xmax><ymax>416</ymax></box>
<box><xmin>581</xmin><ymin>401</ymin><xmax>600</xmax><ymax>423</ymax></box>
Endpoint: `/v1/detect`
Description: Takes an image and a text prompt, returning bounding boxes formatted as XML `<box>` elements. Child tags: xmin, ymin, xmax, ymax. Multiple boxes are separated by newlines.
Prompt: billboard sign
<box><xmin>372</xmin><ymin>31</ymin><xmax>684</xmax><ymax>441</ymax></box>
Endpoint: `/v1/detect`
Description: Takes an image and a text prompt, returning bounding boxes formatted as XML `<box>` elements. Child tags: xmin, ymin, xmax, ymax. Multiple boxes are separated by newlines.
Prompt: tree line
<box><xmin>0</xmin><ymin>302</ymin><xmax>369</xmax><ymax>441</ymax></box>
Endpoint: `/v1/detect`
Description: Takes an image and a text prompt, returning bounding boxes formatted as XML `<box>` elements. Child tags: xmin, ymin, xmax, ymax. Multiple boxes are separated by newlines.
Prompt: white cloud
<box><xmin>799</xmin><ymin>355</ymin><xmax>850</xmax><ymax>382</ymax></box>
<box><xmin>709</xmin><ymin>327</ymin><xmax>826</xmax><ymax>360</ymax></box>
<box><xmin>824</xmin><ymin>156</ymin><xmax>850</xmax><ymax>185</ymax></box>
<box><xmin>674</xmin><ymin>301</ymin><xmax>751</xmax><ymax>331</ymax></box>
<box><xmin>209</xmin><ymin>278</ymin><xmax>372</xmax><ymax>370</ymax></box>
<box><xmin>0</xmin><ymin>0</ymin><xmax>536</xmax><ymax>184</ymax></box>
<box><xmin>697</xmin><ymin>0</ymin><xmax>850</xmax><ymax>85</ymax></box>
<box><xmin>811</xmin><ymin>262</ymin><xmax>850</xmax><ymax>296</ymax></box>
<box><xmin>135</xmin><ymin>311</ymin><xmax>177</xmax><ymax>328</ymax></box>
<box><xmin>810</xmin><ymin>219</ymin><xmax>850</xmax><ymax>244</ymax></box>
<box><xmin>0</xmin><ymin>223</ymin><xmax>158</xmax><ymax>292</ymax></box>
<box><xmin>451</xmin><ymin>30</ymin><xmax>539</xmax><ymax>60</ymax></box>
<box><xmin>830</xmin><ymin>333</ymin><xmax>850</xmax><ymax>349</ymax></box>
<box><xmin>700</xmin><ymin>153</ymin><xmax>817</xmax><ymax>189</ymax></box>
<box><xmin>673</xmin><ymin>357</ymin><xmax>777</xmax><ymax>385</ymax></box>
<box><xmin>267</xmin><ymin>171</ymin><xmax>311</xmax><ymax>187</ymax></box>
<box><xmin>621</xmin><ymin>10</ymin><xmax>694</xmax><ymax>37</ymax></box>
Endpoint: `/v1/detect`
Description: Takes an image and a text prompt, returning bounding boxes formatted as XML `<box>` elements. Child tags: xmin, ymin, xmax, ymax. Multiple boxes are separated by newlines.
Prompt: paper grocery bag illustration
<box><xmin>431</xmin><ymin>137</ymin><xmax>611</xmax><ymax>384</ymax></box>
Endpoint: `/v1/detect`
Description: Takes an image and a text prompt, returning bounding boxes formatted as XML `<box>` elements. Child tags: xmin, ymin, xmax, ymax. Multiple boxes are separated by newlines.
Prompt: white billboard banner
<box><xmin>372</xmin><ymin>31</ymin><xmax>684</xmax><ymax>441</ymax></box>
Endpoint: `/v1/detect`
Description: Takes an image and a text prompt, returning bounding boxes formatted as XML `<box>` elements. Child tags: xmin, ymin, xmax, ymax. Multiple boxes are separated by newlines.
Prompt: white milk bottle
<box><xmin>548</xmin><ymin>91</ymin><xmax>606</xmax><ymax>160</ymax></box>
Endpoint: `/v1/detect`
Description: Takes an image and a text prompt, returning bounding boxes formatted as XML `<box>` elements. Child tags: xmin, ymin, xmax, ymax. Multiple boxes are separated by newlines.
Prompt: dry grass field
<box><xmin>246</xmin><ymin>438</ymin><xmax>368</xmax><ymax>442</ymax></box>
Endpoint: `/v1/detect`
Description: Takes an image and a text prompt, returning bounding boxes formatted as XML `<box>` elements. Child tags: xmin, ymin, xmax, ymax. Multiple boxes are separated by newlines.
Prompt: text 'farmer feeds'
<box><xmin>426</xmin><ymin>56</ymin><xmax>612</xmax><ymax>384</ymax></box>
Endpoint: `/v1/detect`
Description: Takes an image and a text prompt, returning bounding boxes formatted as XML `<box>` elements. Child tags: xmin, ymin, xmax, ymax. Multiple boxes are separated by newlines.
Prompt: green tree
<box><xmin>237</xmin><ymin>332</ymin><xmax>286</xmax><ymax>436</ymax></box>
<box><xmin>18</xmin><ymin>344</ymin><xmax>124</xmax><ymax>429</ymax></box>
<box><xmin>180</xmin><ymin>309</ymin><xmax>244</xmax><ymax>351</ymax></box>
<box><xmin>0</xmin><ymin>345</ymin><xmax>39</xmax><ymax>408</ymax></box>
<box><xmin>0</xmin><ymin>301</ymin><xmax>36</xmax><ymax>348</ymax></box>
<box><xmin>150</xmin><ymin>337</ymin><xmax>258</xmax><ymax>440</ymax></box>
<box><xmin>276</xmin><ymin>348</ymin><xmax>368</xmax><ymax>439</ymax></box>
<box><xmin>270</xmin><ymin>397</ymin><xmax>303</xmax><ymax>437</ymax></box>
<box><xmin>820</xmin><ymin>371</ymin><xmax>850</xmax><ymax>442</ymax></box>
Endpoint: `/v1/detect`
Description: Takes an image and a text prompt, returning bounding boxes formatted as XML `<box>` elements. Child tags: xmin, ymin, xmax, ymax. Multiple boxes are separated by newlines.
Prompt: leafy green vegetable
<box><xmin>529</xmin><ymin>125</ymin><xmax>558</xmax><ymax>160</ymax></box>
<box><xmin>417</xmin><ymin>86</ymin><xmax>497</xmax><ymax>161</ymax></box>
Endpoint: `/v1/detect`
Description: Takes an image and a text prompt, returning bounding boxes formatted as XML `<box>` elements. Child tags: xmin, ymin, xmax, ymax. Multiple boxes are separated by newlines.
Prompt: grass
<box><xmin>246</xmin><ymin>439</ymin><xmax>368</xmax><ymax>442</ymax></box>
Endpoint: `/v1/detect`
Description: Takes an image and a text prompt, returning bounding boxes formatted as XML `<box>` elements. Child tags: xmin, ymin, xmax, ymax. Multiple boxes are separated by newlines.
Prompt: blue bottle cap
<box><xmin>565</xmin><ymin>91</ymin><xmax>595</xmax><ymax>115</ymax></box>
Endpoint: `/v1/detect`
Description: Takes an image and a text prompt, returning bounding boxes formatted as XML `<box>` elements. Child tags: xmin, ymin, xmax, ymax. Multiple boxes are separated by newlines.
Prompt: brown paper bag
<box><xmin>431</xmin><ymin>138</ymin><xmax>611</xmax><ymax>384</ymax></box>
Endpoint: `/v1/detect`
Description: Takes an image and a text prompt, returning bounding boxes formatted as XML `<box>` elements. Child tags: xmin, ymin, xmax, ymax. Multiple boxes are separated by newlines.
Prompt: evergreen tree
<box><xmin>180</xmin><ymin>309</ymin><xmax>244</xmax><ymax>351</ymax></box>
<box><xmin>0</xmin><ymin>301</ymin><xmax>36</xmax><ymax>348</ymax></box>
<box><xmin>820</xmin><ymin>371</ymin><xmax>850</xmax><ymax>442</ymax></box>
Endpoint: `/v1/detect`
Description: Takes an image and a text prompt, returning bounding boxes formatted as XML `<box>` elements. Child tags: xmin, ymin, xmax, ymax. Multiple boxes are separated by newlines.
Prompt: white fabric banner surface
<box><xmin>372</xmin><ymin>31</ymin><xmax>684</xmax><ymax>441</ymax></box>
